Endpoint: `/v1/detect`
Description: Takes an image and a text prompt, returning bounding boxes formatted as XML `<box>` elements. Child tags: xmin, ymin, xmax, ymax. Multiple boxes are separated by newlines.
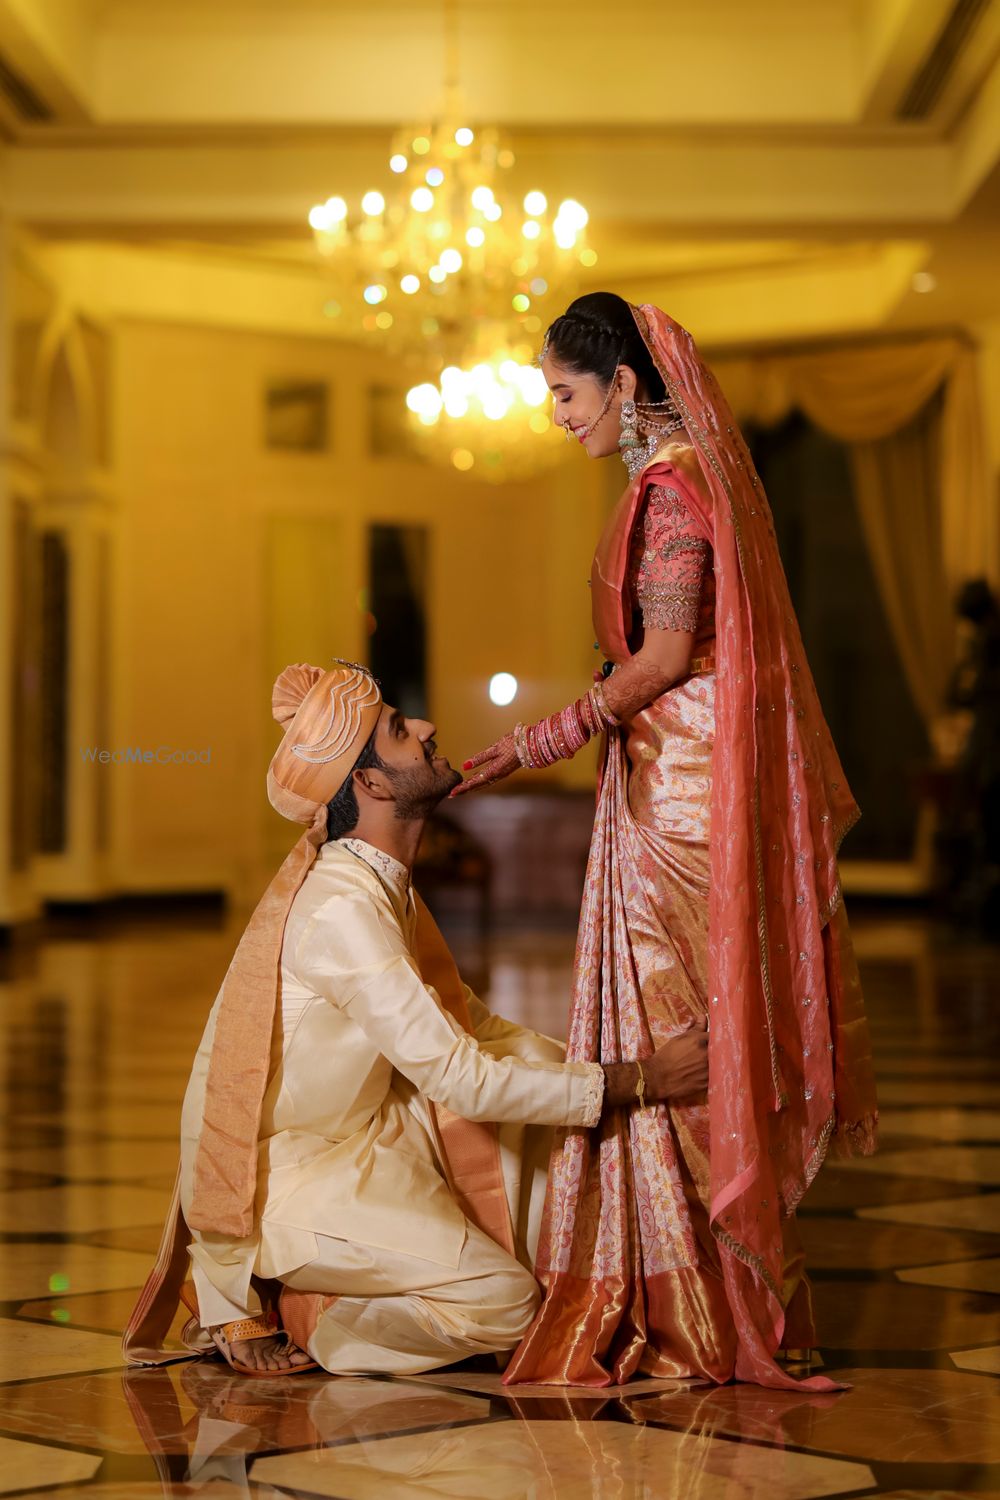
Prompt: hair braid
<box><xmin>541</xmin><ymin>292</ymin><xmax>667</xmax><ymax>401</ymax></box>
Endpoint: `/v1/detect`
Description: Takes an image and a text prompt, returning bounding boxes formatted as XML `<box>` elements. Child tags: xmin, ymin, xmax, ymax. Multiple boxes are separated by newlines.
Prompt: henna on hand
<box><xmin>451</xmin><ymin>624</ymin><xmax>695</xmax><ymax>798</ymax></box>
<box><xmin>449</xmin><ymin>733</ymin><xmax>520</xmax><ymax>797</ymax></box>
<box><xmin>601</xmin><ymin>653</ymin><xmax>678</xmax><ymax>721</ymax></box>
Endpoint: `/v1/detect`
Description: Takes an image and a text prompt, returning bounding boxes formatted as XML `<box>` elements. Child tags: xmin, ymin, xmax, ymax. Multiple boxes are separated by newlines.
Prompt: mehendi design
<box><xmin>602</xmin><ymin>655</ymin><xmax>676</xmax><ymax>722</ymax></box>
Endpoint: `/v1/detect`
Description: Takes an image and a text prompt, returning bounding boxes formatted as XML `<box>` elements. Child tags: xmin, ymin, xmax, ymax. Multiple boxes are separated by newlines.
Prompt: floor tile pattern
<box><xmin>0</xmin><ymin>909</ymin><xmax>997</xmax><ymax>1497</ymax></box>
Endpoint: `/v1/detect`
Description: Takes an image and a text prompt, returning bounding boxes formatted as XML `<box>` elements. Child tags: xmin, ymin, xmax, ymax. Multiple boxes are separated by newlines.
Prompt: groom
<box><xmin>124</xmin><ymin>660</ymin><xmax>708</xmax><ymax>1376</ymax></box>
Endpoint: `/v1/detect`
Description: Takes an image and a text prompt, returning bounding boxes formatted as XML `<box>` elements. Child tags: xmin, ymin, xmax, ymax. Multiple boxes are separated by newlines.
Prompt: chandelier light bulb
<box><xmin>557</xmin><ymin>199</ymin><xmax>589</xmax><ymax>230</ymax></box>
<box><xmin>400</xmin><ymin>274</ymin><xmax>420</xmax><ymax>294</ymax></box>
<box><xmin>521</xmin><ymin>220</ymin><xmax>541</xmax><ymax>240</ymax></box>
<box><xmin>512</xmin><ymin>293</ymin><xmax>530</xmax><ymax>312</ymax></box>
<box><xmin>523</xmin><ymin>191</ymin><xmax>547</xmax><ymax>216</ymax></box>
<box><xmin>439</xmin><ymin>248</ymin><xmax>463</xmax><ymax>273</ymax></box>
<box><xmin>410</xmin><ymin>186</ymin><xmax>434</xmax><ymax>212</ymax></box>
<box><xmin>484</xmin><ymin>202</ymin><xmax>502</xmax><ymax>222</ymax></box>
<box><xmin>554</xmin><ymin>224</ymin><xmax>577</xmax><ymax>249</ymax></box>
<box><xmin>362</xmin><ymin>191</ymin><xmax>385</xmax><ymax>215</ymax></box>
<box><xmin>389</xmin><ymin>154</ymin><xmax>408</xmax><ymax>173</ymax></box>
<box><xmin>363</xmin><ymin>283</ymin><xmax>388</xmax><ymax>304</ymax></box>
<box><xmin>471</xmin><ymin>185</ymin><xmax>494</xmax><ymax>211</ymax></box>
<box><xmin>455</xmin><ymin>127</ymin><xmax>474</xmax><ymax>146</ymax></box>
<box><xmin>406</xmin><ymin>383</ymin><xmax>444</xmax><ymax>422</ymax></box>
<box><xmin>483</xmin><ymin>392</ymin><xmax>510</xmax><ymax>421</ymax></box>
<box><xmin>310</xmin><ymin>197</ymin><xmax>348</xmax><ymax>229</ymax></box>
<box><xmin>425</xmin><ymin>166</ymin><xmax>445</xmax><ymax>186</ymax></box>
<box><xmin>520</xmin><ymin>368</ymin><xmax>549</xmax><ymax>405</ymax></box>
<box><xmin>465</xmin><ymin>226</ymin><xmax>486</xmax><ymax>247</ymax></box>
<box><xmin>428</xmin><ymin>265</ymin><xmax>447</xmax><ymax>283</ymax></box>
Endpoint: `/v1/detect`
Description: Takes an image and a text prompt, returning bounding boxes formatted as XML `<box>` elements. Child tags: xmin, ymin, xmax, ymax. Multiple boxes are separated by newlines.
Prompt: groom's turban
<box><xmin>267</xmin><ymin>661</ymin><xmax>383</xmax><ymax>824</ymax></box>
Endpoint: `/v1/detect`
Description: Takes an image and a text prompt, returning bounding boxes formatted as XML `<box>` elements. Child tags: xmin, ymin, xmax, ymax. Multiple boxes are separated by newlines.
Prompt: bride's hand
<box><xmin>449</xmin><ymin>733</ymin><xmax>520</xmax><ymax>797</ymax></box>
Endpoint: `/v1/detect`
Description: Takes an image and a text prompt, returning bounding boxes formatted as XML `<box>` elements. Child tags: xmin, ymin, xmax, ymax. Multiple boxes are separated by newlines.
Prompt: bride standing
<box><xmin>451</xmin><ymin>293</ymin><xmax>878</xmax><ymax>1390</ymax></box>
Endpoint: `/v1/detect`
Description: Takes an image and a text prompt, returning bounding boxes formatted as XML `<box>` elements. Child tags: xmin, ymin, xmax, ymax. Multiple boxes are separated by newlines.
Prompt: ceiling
<box><xmin>2</xmin><ymin>0</ymin><xmax>1000</xmax><ymax>348</ymax></box>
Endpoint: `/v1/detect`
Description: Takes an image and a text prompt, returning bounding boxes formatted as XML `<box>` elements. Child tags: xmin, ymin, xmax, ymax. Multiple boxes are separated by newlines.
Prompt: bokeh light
<box><xmin>489</xmin><ymin>672</ymin><xmax>518</xmax><ymax>707</ymax></box>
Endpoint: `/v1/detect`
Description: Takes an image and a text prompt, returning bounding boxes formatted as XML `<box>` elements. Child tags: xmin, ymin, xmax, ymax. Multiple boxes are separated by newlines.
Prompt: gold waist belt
<box><xmin>687</xmin><ymin>654</ymin><xmax>716</xmax><ymax>675</ymax></box>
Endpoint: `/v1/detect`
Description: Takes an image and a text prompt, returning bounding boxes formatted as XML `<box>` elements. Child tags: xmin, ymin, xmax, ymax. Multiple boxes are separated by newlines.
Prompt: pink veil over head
<box><xmin>634</xmin><ymin>304</ymin><xmax>877</xmax><ymax>1383</ymax></box>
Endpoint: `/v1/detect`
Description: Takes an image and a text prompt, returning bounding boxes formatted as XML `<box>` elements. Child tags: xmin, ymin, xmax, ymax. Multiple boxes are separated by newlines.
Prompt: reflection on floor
<box><xmin>0</xmin><ymin>906</ymin><xmax>998</xmax><ymax>1497</ymax></box>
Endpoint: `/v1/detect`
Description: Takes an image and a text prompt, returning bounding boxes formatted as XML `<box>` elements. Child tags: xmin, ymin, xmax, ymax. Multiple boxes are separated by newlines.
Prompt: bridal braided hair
<box><xmin>541</xmin><ymin>292</ymin><xmax>668</xmax><ymax>401</ymax></box>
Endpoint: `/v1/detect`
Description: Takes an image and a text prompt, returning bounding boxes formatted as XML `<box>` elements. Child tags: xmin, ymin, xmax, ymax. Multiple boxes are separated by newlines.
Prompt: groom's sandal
<box><xmin>179</xmin><ymin>1284</ymin><xmax>318</xmax><ymax>1377</ymax></box>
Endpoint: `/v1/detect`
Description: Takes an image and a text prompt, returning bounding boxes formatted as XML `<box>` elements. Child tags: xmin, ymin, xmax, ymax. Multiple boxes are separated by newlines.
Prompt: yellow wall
<box><xmin>109</xmin><ymin>319</ymin><xmax>608</xmax><ymax>900</ymax></box>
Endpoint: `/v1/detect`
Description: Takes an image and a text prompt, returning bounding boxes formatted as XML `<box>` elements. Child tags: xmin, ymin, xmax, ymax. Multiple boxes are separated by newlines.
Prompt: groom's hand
<box><xmin>645</xmin><ymin>1019</ymin><xmax>709</xmax><ymax>1100</ymax></box>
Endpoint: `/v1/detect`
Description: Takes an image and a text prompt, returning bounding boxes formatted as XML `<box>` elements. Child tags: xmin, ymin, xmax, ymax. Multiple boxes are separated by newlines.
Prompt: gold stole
<box><xmin>413</xmin><ymin>892</ymin><xmax>516</xmax><ymax>1258</ymax></box>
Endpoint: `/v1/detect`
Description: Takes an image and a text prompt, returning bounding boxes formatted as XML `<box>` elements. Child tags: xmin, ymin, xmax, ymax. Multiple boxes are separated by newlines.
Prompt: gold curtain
<box><xmin>850</xmin><ymin>400</ymin><xmax>948</xmax><ymax>727</ymax></box>
<box><xmin>714</xmin><ymin>337</ymin><xmax>993</xmax><ymax>729</ymax></box>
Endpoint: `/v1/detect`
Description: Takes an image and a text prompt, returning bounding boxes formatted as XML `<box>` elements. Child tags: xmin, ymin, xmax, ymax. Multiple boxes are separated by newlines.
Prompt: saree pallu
<box><xmin>505</xmin><ymin>673</ymin><xmax>816</xmax><ymax>1387</ymax></box>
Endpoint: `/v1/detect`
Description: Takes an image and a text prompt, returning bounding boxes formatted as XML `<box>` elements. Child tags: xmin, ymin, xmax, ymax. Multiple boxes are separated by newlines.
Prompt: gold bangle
<box><xmin>635</xmin><ymin>1062</ymin><xmax>646</xmax><ymax>1109</ymax></box>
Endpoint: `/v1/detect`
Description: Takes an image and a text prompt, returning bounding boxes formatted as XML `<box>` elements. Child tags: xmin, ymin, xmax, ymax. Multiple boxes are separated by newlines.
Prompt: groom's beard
<box><xmin>389</xmin><ymin>759</ymin><xmax>462</xmax><ymax>821</ymax></box>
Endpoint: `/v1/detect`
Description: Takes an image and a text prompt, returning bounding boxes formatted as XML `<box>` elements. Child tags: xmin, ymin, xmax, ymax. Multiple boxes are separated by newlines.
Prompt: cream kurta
<box><xmin>180</xmin><ymin>838</ymin><xmax>602</xmax><ymax>1321</ymax></box>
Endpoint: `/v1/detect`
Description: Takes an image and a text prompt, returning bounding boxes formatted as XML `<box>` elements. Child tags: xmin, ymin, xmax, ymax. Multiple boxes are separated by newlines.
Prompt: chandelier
<box><xmin>405</xmin><ymin>346</ymin><xmax>565</xmax><ymax>483</ymax></box>
<box><xmin>308</xmin><ymin>121</ymin><xmax>594</xmax><ymax>360</ymax></box>
<box><xmin>306</xmin><ymin>2</ymin><xmax>595</xmax><ymax>478</ymax></box>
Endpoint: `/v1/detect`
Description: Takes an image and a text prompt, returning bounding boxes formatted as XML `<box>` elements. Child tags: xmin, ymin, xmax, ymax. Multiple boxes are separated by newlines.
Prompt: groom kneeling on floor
<box><xmin>124</xmin><ymin>659</ymin><xmax>708</xmax><ymax>1377</ymax></box>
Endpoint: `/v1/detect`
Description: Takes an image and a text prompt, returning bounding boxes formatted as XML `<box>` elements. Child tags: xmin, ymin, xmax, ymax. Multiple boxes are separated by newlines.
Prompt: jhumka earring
<box><xmin>619</xmin><ymin>394</ymin><xmax>686</xmax><ymax>480</ymax></box>
<box><xmin>619</xmin><ymin>398</ymin><xmax>657</xmax><ymax>480</ymax></box>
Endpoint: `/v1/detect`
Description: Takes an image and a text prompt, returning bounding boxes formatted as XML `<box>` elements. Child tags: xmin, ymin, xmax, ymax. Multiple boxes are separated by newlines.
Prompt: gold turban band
<box><xmin>188</xmin><ymin>659</ymin><xmax>383</xmax><ymax>1236</ymax></box>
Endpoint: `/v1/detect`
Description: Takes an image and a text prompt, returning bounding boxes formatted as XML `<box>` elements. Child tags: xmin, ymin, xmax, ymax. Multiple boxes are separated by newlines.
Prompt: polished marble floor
<box><xmin>0</xmin><ymin>905</ymin><xmax>998</xmax><ymax>1498</ymax></box>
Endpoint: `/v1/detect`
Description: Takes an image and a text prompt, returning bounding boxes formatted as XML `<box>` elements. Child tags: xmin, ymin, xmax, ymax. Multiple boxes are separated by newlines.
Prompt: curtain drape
<box><xmin>850</xmin><ymin>398</ymin><xmax>949</xmax><ymax>726</ymax></box>
<box><xmin>713</xmin><ymin>337</ymin><xmax>992</xmax><ymax>729</ymax></box>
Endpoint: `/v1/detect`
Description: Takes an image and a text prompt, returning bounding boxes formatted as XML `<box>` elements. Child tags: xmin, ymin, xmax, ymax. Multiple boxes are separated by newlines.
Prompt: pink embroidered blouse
<box><xmin>626</xmin><ymin>482</ymin><xmax>716</xmax><ymax>651</ymax></box>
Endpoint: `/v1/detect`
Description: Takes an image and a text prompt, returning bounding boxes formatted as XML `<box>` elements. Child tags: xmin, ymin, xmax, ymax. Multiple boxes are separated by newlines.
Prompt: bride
<box><xmin>452</xmin><ymin>293</ymin><xmax>878</xmax><ymax>1389</ymax></box>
